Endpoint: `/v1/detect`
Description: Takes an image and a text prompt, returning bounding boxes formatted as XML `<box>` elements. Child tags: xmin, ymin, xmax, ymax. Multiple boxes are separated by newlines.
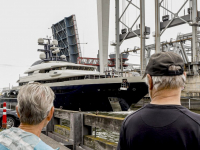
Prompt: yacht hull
<box><xmin>2</xmin><ymin>78</ymin><xmax>148</xmax><ymax>111</ymax></box>
<box><xmin>51</xmin><ymin>82</ymin><xmax>148</xmax><ymax>111</ymax></box>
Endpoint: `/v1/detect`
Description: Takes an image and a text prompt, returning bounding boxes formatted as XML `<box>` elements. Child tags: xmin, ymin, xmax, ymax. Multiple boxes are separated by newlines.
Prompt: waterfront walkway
<box><xmin>40</xmin><ymin>133</ymin><xmax>70</xmax><ymax>150</ymax></box>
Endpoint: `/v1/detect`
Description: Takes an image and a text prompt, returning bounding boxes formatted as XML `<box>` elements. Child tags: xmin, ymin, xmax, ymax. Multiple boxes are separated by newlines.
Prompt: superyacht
<box><xmin>4</xmin><ymin>38</ymin><xmax>148</xmax><ymax>111</ymax></box>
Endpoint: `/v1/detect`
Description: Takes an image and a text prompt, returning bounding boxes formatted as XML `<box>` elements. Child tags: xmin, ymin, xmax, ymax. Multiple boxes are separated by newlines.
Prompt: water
<box><xmin>92</xmin><ymin>128</ymin><xmax>120</xmax><ymax>143</ymax></box>
<box><xmin>90</xmin><ymin>109</ymin><xmax>140</xmax><ymax>143</ymax></box>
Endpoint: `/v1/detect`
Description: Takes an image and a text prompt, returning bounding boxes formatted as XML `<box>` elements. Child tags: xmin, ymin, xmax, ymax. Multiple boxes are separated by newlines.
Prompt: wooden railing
<box><xmin>46</xmin><ymin>108</ymin><xmax>124</xmax><ymax>150</ymax></box>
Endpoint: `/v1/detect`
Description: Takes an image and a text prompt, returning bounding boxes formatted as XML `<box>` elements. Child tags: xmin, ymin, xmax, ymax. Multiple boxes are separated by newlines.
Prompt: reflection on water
<box><xmin>92</xmin><ymin>128</ymin><xmax>120</xmax><ymax>143</ymax></box>
<box><xmin>61</xmin><ymin>107</ymin><xmax>200</xmax><ymax>144</ymax></box>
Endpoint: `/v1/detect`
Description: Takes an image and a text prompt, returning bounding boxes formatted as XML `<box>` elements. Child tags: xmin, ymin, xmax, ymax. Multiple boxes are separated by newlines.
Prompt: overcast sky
<box><xmin>0</xmin><ymin>0</ymin><xmax>199</xmax><ymax>89</ymax></box>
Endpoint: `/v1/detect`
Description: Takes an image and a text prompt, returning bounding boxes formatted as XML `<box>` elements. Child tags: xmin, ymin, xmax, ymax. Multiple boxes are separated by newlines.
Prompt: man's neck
<box><xmin>150</xmin><ymin>88</ymin><xmax>181</xmax><ymax>105</ymax></box>
<box><xmin>19</xmin><ymin>121</ymin><xmax>45</xmax><ymax>137</ymax></box>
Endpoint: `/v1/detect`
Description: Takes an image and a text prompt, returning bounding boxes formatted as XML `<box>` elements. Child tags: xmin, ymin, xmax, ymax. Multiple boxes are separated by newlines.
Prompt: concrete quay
<box><xmin>45</xmin><ymin>101</ymin><xmax>200</xmax><ymax>150</ymax></box>
<box><xmin>40</xmin><ymin>133</ymin><xmax>70</xmax><ymax>150</ymax></box>
<box><xmin>45</xmin><ymin>108</ymin><xmax>122</xmax><ymax>150</ymax></box>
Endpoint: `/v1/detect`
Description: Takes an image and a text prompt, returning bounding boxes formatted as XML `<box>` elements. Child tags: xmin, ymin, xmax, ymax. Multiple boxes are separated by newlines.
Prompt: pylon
<box><xmin>2</xmin><ymin>102</ymin><xmax>7</xmax><ymax>129</ymax></box>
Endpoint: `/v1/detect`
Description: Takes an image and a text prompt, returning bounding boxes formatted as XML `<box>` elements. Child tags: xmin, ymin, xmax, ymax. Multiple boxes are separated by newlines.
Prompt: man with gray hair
<box><xmin>0</xmin><ymin>83</ymin><xmax>58</xmax><ymax>150</ymax></box>
<box><xmin>117</xmin><ymin>51</ymin><xmax>200</xmax><ymax>150</ymax></box>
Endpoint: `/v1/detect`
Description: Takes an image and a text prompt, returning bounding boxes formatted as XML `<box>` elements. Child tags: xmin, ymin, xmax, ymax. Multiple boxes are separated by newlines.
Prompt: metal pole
<box><xmin>180</xmin><ymin>42</ymin><xmax>189</xmax><ymax>63</ymax></box>
<box><xmin>155</xmin><ymin>0</ymin><xmax>160</xmax><ymax>53</ymax></box>
<box><xmin>121</xmin><ymin>53</ymin><xmax>123</xmax><ymax>75</ymax></box>
<box><xmin>189</xmin><ymin>99</ymin><xmax>190</xmax><ymax>109</ymax></box>
<box><xmin>140</xmin><ymin>0</ymin><xmax>146</xmax><ymax>76</ymax></box>
<box><xmin>97</xmin><ymin>0</ymin><xmax>110</xmax><ymax>74</ymax></box>
<box><xmin>115</xmin><ymin>0</ymin><xmax>120</xmax><ymax>72</ymax></box>
<box><xmin>192</xmin><ymin>0</ymin><xmax>198</xmax><ymax>75</ymax></box>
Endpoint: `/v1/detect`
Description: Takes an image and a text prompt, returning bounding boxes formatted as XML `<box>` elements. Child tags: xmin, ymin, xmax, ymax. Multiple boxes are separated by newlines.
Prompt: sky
<box><xmin>0</xmin><ymin>0</ymin><xmax>199</xmax><ymax>89</ymax></box>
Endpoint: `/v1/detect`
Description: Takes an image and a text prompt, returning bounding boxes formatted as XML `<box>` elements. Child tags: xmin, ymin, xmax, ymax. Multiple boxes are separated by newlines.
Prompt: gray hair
<box><xmin>17</xmin><ymin>83</ymin><xmax>55</xmax><ymax>125</ymax></box>
<box><xmin>146</xmin><ymin>65</ymin><xmax>186</xmax><ymax>91</ymax></box>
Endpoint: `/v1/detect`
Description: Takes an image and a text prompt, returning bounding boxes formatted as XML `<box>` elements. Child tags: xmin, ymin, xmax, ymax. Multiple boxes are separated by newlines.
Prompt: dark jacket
<box><xmin>117</xmin><ymin>104</ymin><xmax>200</xmax><ymax>150</ymax></box>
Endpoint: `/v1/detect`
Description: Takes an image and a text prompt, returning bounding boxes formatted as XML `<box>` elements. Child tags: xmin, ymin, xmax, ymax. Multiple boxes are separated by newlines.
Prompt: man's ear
<box><xmin>147</xmin><ymin>74</ymin><xmax>153</xmax><ymax>90</ymax></box>
<box><xmin>47</xmin><ymin>106</ymin><xmax>54</xmax><ymax>121</ymax></box>
<box><xmin>16</xmin><ymin>106</ymin><xmax>20</xmax><ymax>118</ymax></box>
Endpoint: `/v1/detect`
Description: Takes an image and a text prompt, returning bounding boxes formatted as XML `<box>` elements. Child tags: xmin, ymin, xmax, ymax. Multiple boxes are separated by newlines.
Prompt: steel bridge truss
<box><xmin>114</xmin><ymin>0</ymin><xmax>150</xmax><ymax>75</ymax></box>
<box><xmin>119</xmin><ymin>0</ymin><xmax>141</xmax><ymax>45</ymax></box>
<box><xmin>51</xmin><ymin>15</ymin><xmax>82</xmax><ymax>63</ymax></box>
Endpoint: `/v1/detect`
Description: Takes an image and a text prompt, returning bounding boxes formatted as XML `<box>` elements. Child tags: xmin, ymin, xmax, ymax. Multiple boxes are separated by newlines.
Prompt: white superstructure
<box><xmin>18</xmin><ymin>61</ymin><xmax>104</xmax><ymax>85</ymax></box>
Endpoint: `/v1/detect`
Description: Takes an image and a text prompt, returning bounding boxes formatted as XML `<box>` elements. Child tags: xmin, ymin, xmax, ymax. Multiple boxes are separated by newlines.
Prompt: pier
<box><xmin>40</xmin><ymin>133</ymin><xmax>70</xmax><ymax>150</ymax></box>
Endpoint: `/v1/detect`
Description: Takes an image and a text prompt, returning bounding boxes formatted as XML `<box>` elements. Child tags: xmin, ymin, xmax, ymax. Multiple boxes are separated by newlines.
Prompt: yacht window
<box><xmin>34</xmin><ymin>70</ymin><xmax>39</xmax><ymax>74</ymax></box>
<box><xmin>67</xmin><ymin>66</ymin><xmax>73</xmax><ymax>70</ymax></box>
<box><xmin>89</xmin><ymin>67</ymin><xmax>94</xmax><ymax>71</ymax></box>
<box><xmin>28</xmin><ymin>72</ymin><xmax>34</xmax><ymax>76</ymax></box>
<box><xmin>39</xmin><ymin>69</ymin><xmax>50</xmax><ymax>73</ymax></box>
<box><xmin>45</xmin><ymin>69</ymin><xmax>50</xmax><ymax>73</ymax></box>
<box><xmin>33</xmin><ymin>76</ymin><xmax>86</xmax><ymax>84</ymax></box>
<box><xmin>19</xmin><ymin>82</ymin><xmax>28</xmax><ymax>86</ymax></box>
<box><xmin>79</xmin><ymin>67</ymin><xmax>84</xmax><ymax>70</ymax></box>
<box><xmin>70</xmin><ymin>77</ymin><xmax>75</xmax><ymax>80</ymax></box>
<box><xmin>78</xmin><ymin>76</ymin><xmax>84</xmax><ymax>80</ymax></box>
<box><xmin>39</xmin><ymin>70</ymin><xmax>45</xmax><ymax>73</ymax></box>
<box><xmin>85</xmin><ymin>75</ymin><xmax>89</xmax><ymax>79</ymax></box>
<box><xmin>86</xmin><ymin>67</ymin><xmax>90</xmax><ymax>71</ymax></box>
<box><xmin>73</xmin><ymin>66</ymin><xmax>76</xmax><ymax>70</ymax></box>
<box><xmin>52</xmin><ymin>67</ymin><xmax>59</xmax><ymax>70</ymax></box>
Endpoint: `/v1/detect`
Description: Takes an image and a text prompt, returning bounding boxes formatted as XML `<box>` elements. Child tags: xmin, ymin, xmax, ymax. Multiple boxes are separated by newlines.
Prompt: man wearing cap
<box><xmin>117</xmin><ymin>51</ymin><xmax>200</xmax><ymax>150</ymax></box>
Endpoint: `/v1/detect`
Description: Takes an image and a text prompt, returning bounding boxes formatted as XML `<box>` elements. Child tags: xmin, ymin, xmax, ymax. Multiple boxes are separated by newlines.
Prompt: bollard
<box><xmin>2</xmin><ymin>102</ymin><xmax>7</xmax><ymax>129</ymax></box>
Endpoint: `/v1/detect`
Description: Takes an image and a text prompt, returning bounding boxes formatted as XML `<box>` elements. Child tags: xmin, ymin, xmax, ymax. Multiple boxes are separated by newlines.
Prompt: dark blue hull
<box><xmin>51</xmin><ymin>82</ymin><xmax>148</xmax><ymax>111</ymax></box>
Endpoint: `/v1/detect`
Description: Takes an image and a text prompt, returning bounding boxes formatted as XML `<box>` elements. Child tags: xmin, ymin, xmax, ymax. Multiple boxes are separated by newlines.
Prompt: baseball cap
<box><xmin>142</xmin><ymin>51</ymin><xmax>184</xmax><ymax>79</ymax></box>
